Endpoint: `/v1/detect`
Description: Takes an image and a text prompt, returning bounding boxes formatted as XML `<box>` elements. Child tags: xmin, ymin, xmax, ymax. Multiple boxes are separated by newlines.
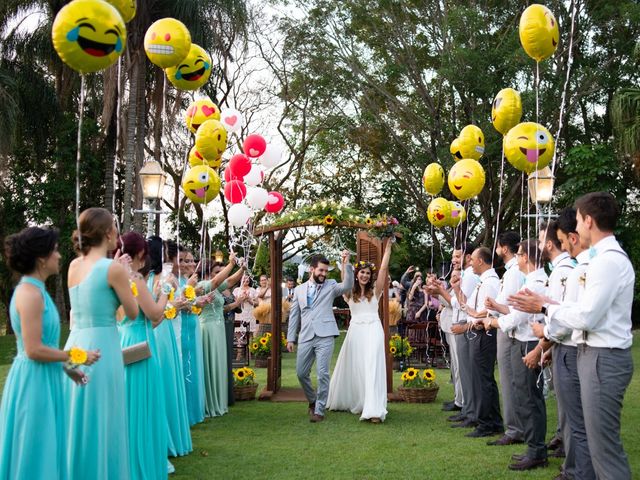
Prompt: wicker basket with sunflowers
<box><xmin>398</xmin><ymin>368</ymin><xmax>439</xmax><ymax>403</ymax></box>
<box><xmin>232</xmin><ymin>367</ymin><xmax>258</xmax><ymax>401</ymax></box>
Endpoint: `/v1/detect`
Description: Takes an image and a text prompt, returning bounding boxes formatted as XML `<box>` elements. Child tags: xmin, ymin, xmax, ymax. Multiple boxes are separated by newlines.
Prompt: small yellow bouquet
<box><xmin>389</xmin><ymin>334</ymin><xmax>413</xmax><ymax>358</ymax></box>
<box><xmin>232</xmin><ymin>367</ymin><xmax>257</xmax><ymax>387</ymax></box>
<box><xmin>164</xmin><ymin>305</ymin><xmax>177</xmax><ymax>319</ymax></box>
<box><xmin>401</xmin><ymin>368</ymin><xmax>437</xmax><ymax>389</ymax></box>
<box><xmin>249</xmin><ymin>333</ymin><xmax>271</xmax><ymax>357</ymax></box>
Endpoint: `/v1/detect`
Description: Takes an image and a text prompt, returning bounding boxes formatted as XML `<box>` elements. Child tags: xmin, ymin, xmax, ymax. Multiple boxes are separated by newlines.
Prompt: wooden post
<box><xmin>267</xmin><ymin>231</ymin><xmax>283</xmax><ymax>393</ymax></box>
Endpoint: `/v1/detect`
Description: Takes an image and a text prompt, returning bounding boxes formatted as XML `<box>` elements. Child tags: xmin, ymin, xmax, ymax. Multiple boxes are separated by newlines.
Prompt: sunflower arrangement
<box><xmin>183</xmin><ymin>285</ymin><xmax>196</xmax><ymax>301</ymax></box>
<box><xmin>232</xmin><ymin>367</ymin><xmax>257</xmax><ymax>387</ymax></box>
<box><xmin>164</xmin><ymin>305</ymin><xmax>177</xmax><ymax>319</ymax></box>
<box><xmin>130</xmin><ymin>280</ymin><xmax>138</xmax><ymax>297</ymax></box>
<box><xmin>389</xmin><ymin>334</ymin><xmax>413</xmax><ymax>358</ymax></box>
<box><xmin>249</xmin><ymin>333</ymin><xmax>272</xmax><ymax>357</ymax></box>
<box><xmin>401</xmin><ymin>367</ymin><xmax>438</xmax><ymax>389</ymax></box>
<box><xmin>281</xmin><ymin>332</ymin><xmax>288</xmax><ymax>350</ymax></box>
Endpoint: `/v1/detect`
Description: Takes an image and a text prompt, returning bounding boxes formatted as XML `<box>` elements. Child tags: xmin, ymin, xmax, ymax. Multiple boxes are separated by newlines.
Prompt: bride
<box><xmin>327</xmin><ymin>239</ymin><xmax>393</xmax><ymax>423</ymax></box>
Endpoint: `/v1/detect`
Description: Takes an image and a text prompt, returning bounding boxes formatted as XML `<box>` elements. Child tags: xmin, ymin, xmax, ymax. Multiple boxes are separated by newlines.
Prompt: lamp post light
<box><xmin>526</xmin><ymin>166</ymin><xmax>556</xmax><ymax>219</ymax></box>
<box><xmin>136</xmin><ymin>160</ymin><xmax>167</xmax><ymax>237</ymax></box>
<box><xmin>214</xmin><ymin>249</ymin><xmax>224</xmax><ymax>263</ymax></box>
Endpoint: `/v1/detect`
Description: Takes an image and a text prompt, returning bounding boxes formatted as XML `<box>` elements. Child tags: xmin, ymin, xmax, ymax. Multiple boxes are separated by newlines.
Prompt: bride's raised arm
<box><xmin>374</xmin><ymin>238</ymin><xmax>394</xmax><ymax>298</ymax></box>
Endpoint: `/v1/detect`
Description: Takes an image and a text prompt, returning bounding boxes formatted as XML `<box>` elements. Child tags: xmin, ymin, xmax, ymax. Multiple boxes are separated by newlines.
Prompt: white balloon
<box><xmin>246</xmin><ymin>187</ymin><xmax>269</xmax><ymax>210</ymax></box>
<box><xmin>228</xmin><ymin>203</ymin><xmax>251</xmax><ymax>227</ymax></box>
<box><xmin>259</xmin><ymin>143</ymin><xmax>283</xmax><ymax>169</ymax></box>
<box><xmin>244</xmin><ymin>164</ymin><xmax>264</xmax><ymax>187</ymax></box>
<box><xmin>220</xmin><ymin>108</ymin><xmax>244</xmax><ymax>134</ymax></box>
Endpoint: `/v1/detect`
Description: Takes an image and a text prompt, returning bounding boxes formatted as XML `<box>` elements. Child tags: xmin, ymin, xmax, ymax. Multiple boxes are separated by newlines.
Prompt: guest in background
<box><xmin>233</xmin><ymin>275</ymin><xmax>258</xmax><ymax>335</ymax></box>
<box><xmin>256</xmin><ymin>274</ymin><xmax>272</xmax><ymax>304</ymax></box>
<box><xmin>222</xmin><ymin>287</ymin><xmax>243</xmax><ymax>406</ymax></box>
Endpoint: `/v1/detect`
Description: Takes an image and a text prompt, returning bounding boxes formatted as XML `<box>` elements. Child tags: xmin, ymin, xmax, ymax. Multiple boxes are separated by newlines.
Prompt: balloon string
<box><xmin>430</xmin><ymin>221</ymin><xmax>434</xmax><ymax>273</ymax></box>
<box><xmin>76</xmin><ymin>75</ymin><xmax>86</xmax><ymax>250</ymax></box>
<box><xmin>113</xmin><ymin>57</ymin><xmax>122</xmax><ymax>214</ymax></box>
<box><xmin>492</xmin><ymin>142</ymin><xmax>506</xmax><ymax>264</ymax></box>
<box><xmin>519</xmin><ymin>172</ymin><xmax>524</xmax><ymax>240</ymax></box>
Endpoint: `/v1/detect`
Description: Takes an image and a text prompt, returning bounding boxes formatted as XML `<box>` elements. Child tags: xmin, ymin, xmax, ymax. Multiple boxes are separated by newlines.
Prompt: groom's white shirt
<box><xmin>287</xmin><ymin>265</ymin><xmax>354</xmax><ymax>344</ymax></box>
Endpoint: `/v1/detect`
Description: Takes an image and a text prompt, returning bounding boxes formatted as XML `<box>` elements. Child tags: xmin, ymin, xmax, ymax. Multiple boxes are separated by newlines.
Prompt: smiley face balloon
<box><xmin>106</xmin><ymin>0</ymin><xmax>136</xmax><ymax>22</ymax></box>
<box><xmin>182</xmin><ymin>165</ymin><xmax>221</xmax><ymax>204</ymax></box>
<box><xmin>165</xmin><ymin>43</ymin><xmax>212</xmax><ymax>91</ymax></box>
<box><xmin>519</xmin><ymin>4</ymin><xmax>560</xmax><ymax>62</ymax></box>
<box><xmin>144</xmin><ymin>18</ymin><xmax>191</xmax><ymax>69</ymax></box>
<box><xmin>492</xmin><ymin>88</ymin><xmax>522</xmax><ymax>136</ymax></box>
<box><xmin>52</xmin><ymin>0</ymin><xmax>126</xmax><ymax>74</ymax></box>
<box><xmin>450</xmin><ymin>138</ymin><xmax>462</xmax><ymax>161</ymax></box>
<box><xmin>185</xmin><ymin>99</ymin><xmax>220</xmax><ymax>134</ymax></box>
<box><xmin>448</xmin><ymin>201</ymin><xmax>467</xmax><ymax>227</ymax></box>
<box><xmin>456</xmin><ymin>125</ymin><xmax>485</xmax><ymax>161</ymax></box>
<box><xmin>427</xmin><ymin>197</ymin><xmax>452</xmax><ymax>228</ymax></box>
<box><xmin>188</xmin><ymin>146</ymin><xmax>207</xmax><ymax>167</ymax></box>
<box><xmin>422</xmin><ymin>163</ymin><xmax>445</xmax><ymax>195</ymax></box>
<box><xmin>447</xmin><ymin>159</ymin><xmax>486</xmax><ymax>201</ymax></box>
<box><xmin>195</xmin><ymin>119</ymin><xmax>227</xmax><ymax>161</ymax></box>
<box><xmin>503</xmin><ymin>122</ymin><xmax>555</xmax><ymax>174</ymax></box>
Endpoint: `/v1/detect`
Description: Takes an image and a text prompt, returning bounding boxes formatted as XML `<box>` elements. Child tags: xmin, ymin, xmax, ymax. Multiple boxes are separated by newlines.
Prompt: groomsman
<box><xmin>485</xmin><ymin>239</ymin><xmax>548</xmax><ymax>471</ymax></box>
<box><xmin>511</xmin><ymin>192</ymin><xmax>634</xmax><ymax>480</ymax></box>
<box><xmin>453</xmin><ymin>247</ymin><xmax>502</xmax><ymax>438</ymax></box>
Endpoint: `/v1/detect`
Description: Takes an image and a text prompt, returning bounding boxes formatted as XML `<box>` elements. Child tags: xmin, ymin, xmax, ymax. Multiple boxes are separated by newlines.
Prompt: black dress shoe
<box><xmin>451</xmin><ymin>420</ymin><xmax>477</xmax><ymax>428</ymax></box>
<box><xmin>308</xmin><ymin>402</ymin><xmax>316</xmax><ymax>415</ymax></box>
<box><xmin>442</xmin><ymin>403</ymin><xmax>463</xmax><ymax>412</ymax></box>
<box><xmin>508</xmin><ymin>457</ymin><xmax>549</xmax><ymax>471</ymax></box>
<box><xmin>550</xmin><ymin>446</ymin><xmax>566</xmax><ymax>458</ymax></box>
<box><xmin>486</xmin><ymin>435</ymin><xmax>524</xmax><ymax>446</ymax></box>
<box><xmin>465</xmin><ymin>428</ymin><xmax>499</xmax><ymax>438</ymax></box>
<box><xmin>547</xmin><ymin>435</ymin><xmax>563</xmax><ymax>450</ymax></box>
<box><xmin>447</xmin><ymin>413</ymin><xmax>466</xmax><ymax>422</ymax></box>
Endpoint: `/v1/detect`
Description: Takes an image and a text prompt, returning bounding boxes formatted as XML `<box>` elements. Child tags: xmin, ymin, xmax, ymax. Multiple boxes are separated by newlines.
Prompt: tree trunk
<box><xmin>122</xmin><ymin>52</ymin><xmax>141</xmax><ymax>231</ymax></box>
<box><xmin>132</xmin><ymin>52</ymin><xmax>147</xmax><ymax>234</ymax></box>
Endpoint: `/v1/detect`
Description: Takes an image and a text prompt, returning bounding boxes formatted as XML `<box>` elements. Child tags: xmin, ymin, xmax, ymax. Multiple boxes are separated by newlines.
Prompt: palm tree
<box><xmin>611</xmin><ymin>88</ymin><xmax>640</xmax><ymax>174</ymax></box>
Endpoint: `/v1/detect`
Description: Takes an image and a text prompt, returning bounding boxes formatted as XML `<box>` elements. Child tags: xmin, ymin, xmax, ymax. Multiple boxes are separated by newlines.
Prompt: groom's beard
<box><xmin>312</xmin><ymin>273</ymin><xmax>326</xmax><ymax>284</ymax></box>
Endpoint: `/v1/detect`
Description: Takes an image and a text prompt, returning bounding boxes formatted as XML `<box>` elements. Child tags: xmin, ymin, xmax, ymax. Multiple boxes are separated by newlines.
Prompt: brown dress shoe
<box><xmin>310</xmin><ymin>413</ymin><xmax>324</xmax><ymax>423</ymax></box>
<box><xmin>511</xmin><ymin>453</ymin><xmax>526</xmax><ymax>462</ymax></box>
<box><xmin>550</xmin><ymin>446</ymin><xmax>566</xmax><ymax>458</ymax></box>
<box><xmin>508</xmin><ymin>457</ymin><xmax>548</xmax><ymax>471</ymax></box>
<box><xmin>487</xmin><ymin>435</ymin><xmax>524</xmax><ymax>446</ymax></box>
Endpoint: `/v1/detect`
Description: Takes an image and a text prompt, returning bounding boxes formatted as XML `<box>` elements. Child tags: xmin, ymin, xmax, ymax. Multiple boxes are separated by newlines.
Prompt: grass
<box><xmin>0</xmin><ymin>329</ymin><xmax>638</xmax><ymax>479</ymax></box>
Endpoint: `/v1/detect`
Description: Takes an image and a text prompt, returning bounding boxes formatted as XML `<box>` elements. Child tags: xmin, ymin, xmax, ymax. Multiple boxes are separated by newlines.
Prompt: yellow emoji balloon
<box><xmin>165</xmin><ymin>43</ymin><xmax>212</xmax><ymax>91</ymax></box>
<box><xmin>503</xmin><ymin>122</ymin><xmax>555</xmax><ymax>174</ymax></box>
<box><xmin>144</xmin><ymin>18</ymin><xmax>191</xmax><ymax>69</ymax></box>
<box><xmin>492</xmin><ymin>88</ymin><xmax>522</xmax><ymax>135</ymax></box>
<box><xmin>195</xmin><ymin>119</ymin><xmax>227</xmax><ymax>162</ymax></box>
<box><xmin>456</xmin><ymin>125</ymin><xmax>485</xmax><ymax>161</ymax></box>
<box><xmin>450</xmin><ymin>137</ymin><xmax>462</xmax><ymax>161</ymax></box>
<box><xmin>188</xmin><ymin>146</ymin><xmax>207</xmax><ymax>167</ymax></box>
<box><xmin>106</xmin><ymin>0</ymin><xmax>136</xmax><ymax>22</ymax></box>
<box><xmin>52</xmin><ymin>0</ymin><xmax>126</xmax><ymax>74</ymax></box>
<box><xmin>447</xmin><ymin>159</ymin><xmax>486</xmax><ymax>201</ymax></box>
<box><xmin>182</xmin><ymin>165</ymin><xmax>221</xmax><ymax>204</ymax></box>
<box><xmin>427</xmin><ymin>197</ymin><xmax>452</xmax><ymax>228</ymax></box>
<box><xmin>422</xmin><ymin>163</ymin><xmax>445</xmax><ymax>196</ymax></box>
<box><xmin>448</xmin><ymin>201</ymin><xmax>467</xmax><ymax>228</ymax></box>
<box><xmin>185</xmin><ymin>99</ymin><xmax>221</xmax><ymax>134</ymax></box>
<box><xmin>519</xmin><ymin>4</ymin><xmax>560</xmax><ymax>62</ymax></box>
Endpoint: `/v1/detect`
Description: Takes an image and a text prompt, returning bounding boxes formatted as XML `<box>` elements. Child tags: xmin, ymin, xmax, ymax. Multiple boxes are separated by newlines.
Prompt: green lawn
<box><xmin>0</xmin><ymin>330</ymin><xmax>638</xmax><ymax>479</ymax></box>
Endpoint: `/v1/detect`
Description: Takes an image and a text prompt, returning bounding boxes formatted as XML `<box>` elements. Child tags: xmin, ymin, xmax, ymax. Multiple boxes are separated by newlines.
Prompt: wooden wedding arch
<box><xmin>252</xmin><ymin>221</ymin><xmax>399</xmax><ymax>401</ymax></box>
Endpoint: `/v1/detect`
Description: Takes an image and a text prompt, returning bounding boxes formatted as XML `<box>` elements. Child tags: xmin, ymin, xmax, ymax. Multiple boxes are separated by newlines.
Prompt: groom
<box><xmin>286</xmin><ymin>251</ymin><xmax>353</xmax><ymax>422</ymax></box>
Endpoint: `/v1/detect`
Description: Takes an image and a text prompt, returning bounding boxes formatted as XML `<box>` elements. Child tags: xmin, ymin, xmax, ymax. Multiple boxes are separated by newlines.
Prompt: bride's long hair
<box><xmin>350</xmin><ymin>261</ymin><xmax>376</xmax><ymax>303</ymax></box>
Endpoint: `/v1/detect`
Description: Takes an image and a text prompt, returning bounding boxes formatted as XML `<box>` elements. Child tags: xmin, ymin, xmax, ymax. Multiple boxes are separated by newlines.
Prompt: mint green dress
<box><xmin>0</xmin><ymin>277</ymin><xmax>67</xmax><ymax>480</ymax></box>
<box><xmin>198</xmin><ymin>280</ymin><xmax>228</xmax><ymax>417</ymax></box>
<box><xmin>152</xmin><ymin>273</ymin><xmax>192</xmax><ymax>457</ymax></box>
<box><xmin>119</xmin><ymin>275</ymin><xmax>168</xmax><ymax>480</ymax></box>
<box><xmin>64</xmin><ymin>258</ymin><xmax>130</xmax><ymax>478</ymax></box>
<box><xmin>179</xmin><ymin>277</ymin><xmax>205</xmax><ymax>426</ymax></box>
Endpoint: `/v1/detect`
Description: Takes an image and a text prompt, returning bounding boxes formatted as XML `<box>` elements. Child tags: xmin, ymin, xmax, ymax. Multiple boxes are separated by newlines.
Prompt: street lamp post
<box><xmin>136</xmin><ymin>160</ymin><xmax>167</xmax><ymax>237</ymax></box>
<box><xmin>527</xmin><ymin>166</ymin><xmax>556</xmax><ymax>218</ymax></box>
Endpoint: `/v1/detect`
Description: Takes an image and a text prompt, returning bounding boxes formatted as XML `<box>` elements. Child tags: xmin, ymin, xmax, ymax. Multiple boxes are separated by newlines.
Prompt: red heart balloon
<box><xmin>229</xmin><ymin>153</ymin><xmax>252</xmax><ymax>178</ymax></box>
<box><xmin>224</xmin><ymin>180</ymin><xmax>247</xmax><ymax>204</ymax></box>
<box><xmin>264</xmin><ymin>191</ymin><xmax>284</xmax><ymax>213</ymax></box>
<box><xmin>242</xmin><ymin>134</ymin><xmax>267</xmax><ymax>158</ymax></box>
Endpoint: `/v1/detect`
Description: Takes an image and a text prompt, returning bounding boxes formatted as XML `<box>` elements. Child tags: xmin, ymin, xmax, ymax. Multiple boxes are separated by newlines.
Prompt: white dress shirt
<box><xmin>494</xmin><ymin>257</ymin><xmax>526</xmax><ymax>310</ymax></box>
<box><xmin>439</xmin><ymin>291</ymin><xmax>454</xmax><ymax>333</ymax></box>
<box><xmin>465</xmin><ymin>268</ymin><xmax>500</xmax><ymax>323</ymax></box>
<box><xmin>498</xmin><ymin>268</ymin><xmax>548</xmax><ymax>342</ymax></box>
<box><xmin>548</xmin><ymin>236</ymin><xmax>635</xmax><ymax>349</ymax></box>
<box><xmin>546</xmin><ymin>252</ymin><xmax>575</xmax><ymax>303</ymax></box>
<box><xmin>544</xmin><ymin>250</ymin><xmax>590</xmax><ymax>346</ymax></box>
<box><xmin>450</xmin><ymin>266</ymin><xmax>480</xmax><ymax>324</ymax></box>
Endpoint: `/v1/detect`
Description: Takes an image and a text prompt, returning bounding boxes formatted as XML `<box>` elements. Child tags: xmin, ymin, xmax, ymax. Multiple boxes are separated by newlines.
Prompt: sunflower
<box><xmin>251</xmin><ymin>343</ymin><xmax>259</xmax><ymax>350</ymax></box>
<box><xmin>236</xmin><ymin>369</ymin><xmax>246</xmax><ymax>379</ymax></box>
<box><xmin>365</xmin><ymin>217</ymin><xmax>373</xmax><ymax>226</ymax></box>
<box><xmin>168</xmin><ymin>288</ymin><xmax>175</xmax><ymax>302</ymax></box>
<box><xmin>164</xmin><ymin>306</ymin><xmax>177</xmax><ymax>319</ymax></box>
<box><xmin>265</xmin><ymin>332</ymin><xmax>272</xmax><ymax>338</ymax></box>
<box><xmin>130</xmin><ymin>281</ymin><xmax>138</xmax><ymax>297</ymax></box>
<box><xmin>259</xmin><ymin>337</ymin><xmax>268</xmax><ymax>346</ymax></box>
<box><xmin>323</xmin><ymin>215</ymin><xmax>335</xmax><ymax>226</ymax></box>
<box><xmin>68</xmin><ymin>346</ymin><xmax>87</xmax><ymax>365</ymax></box>
<box><xmin>191</xmin><ymin>306</ymin><xmax>202</xmax><ymax>315</ymax></box>
<box><xmin>184</xmin><ymin>285</ymin><xmax>196</xmax><ymax>301</ymax></box>
<box><xmin>232</xmin><ymin>369</ymin><xmax>241</xmax><ymax>380</ymax></box>
<box><xmin>390</xmin><ymin>346</ymin><xmax>397</xmax><ymax>354</ymax></box>
<box><xmin>401</xmin><ymin>372</ymin><xmax>408</xmax><ymax>382</ymax></box>
<box><xmin>243</xmin><ymin>367</ymin><xmax>255</xmax><ymax>378</ymax></box>
<box><xmin>423</xmin><ymin>369</ymin><xmax>436</xmax><ymax>382</ymax></box>
<box><xmin>405</xmin><ymin>368</ymin><xmax>418</xmax><ymax>380</ymax></box>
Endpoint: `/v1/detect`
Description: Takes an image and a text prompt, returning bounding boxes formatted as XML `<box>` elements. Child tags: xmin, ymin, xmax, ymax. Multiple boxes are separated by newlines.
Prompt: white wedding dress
<box><xmin>327</xmin><ymin>295</ymin><xmax>388</xmax><ymax>421</ymax></box>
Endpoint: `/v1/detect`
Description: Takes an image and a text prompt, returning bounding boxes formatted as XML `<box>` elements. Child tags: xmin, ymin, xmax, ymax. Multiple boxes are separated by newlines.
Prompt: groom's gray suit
<box><xmin>287</xmin><ymin>265</ymin><xmax>354</xmax><ymax>416</ymax></box>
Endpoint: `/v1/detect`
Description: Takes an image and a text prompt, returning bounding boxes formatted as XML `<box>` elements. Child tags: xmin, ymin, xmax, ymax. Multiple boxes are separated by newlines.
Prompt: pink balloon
<box><xmin>228</xmin><ymin>154</ymin><xmax>252</xmax><ymax>178</ymax></box>
<box><xmin>243</xmin><ymin>134</ymin><xmax>267</xmax><ymax>158</ymax></box>
<box><xmin>224</xmin><ymin>167</ymin><xmax>242</xmax><ymax>183</ymax></box>
<box><xmin>224</xmin><ymin>180</ymin><xmax>247</xmax><ymax>204</ymax></box>
<box><xmin>264</xmin><ymin>191</ymin><xmax>284</xmax><ymax>213</ymax></box>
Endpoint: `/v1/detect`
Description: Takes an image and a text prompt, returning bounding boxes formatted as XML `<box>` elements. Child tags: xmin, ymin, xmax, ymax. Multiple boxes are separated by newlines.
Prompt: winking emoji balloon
<box><xmin>519</xmin><ymin>4</ymin><xmax>560</xmax><ymax>62</ymax></box>
<box><xmin>195</xmin><ymin>119</ymin><xmax>227</xmax><ymax>162</ymax></box>
<box><xmin>447</xmin><ymin>159</ymin><xmax>486</xmax><ymax>201</ymax></box>
<box><xmin>185</xmin><ymin>99</ymin><xmax>220</xmax><ymax>134</ymax></box>
<box><xmin>422</xmin><ymin>163</ymin><xmax>445</xmax><ymax>196</ymax></box>
<box><xmin>427</xmin><ymin>197</ymin><xmax>452</xmax><ymax>228</ymax></box>
<box><xmin>144</xmin><ymin>18</ymin><xmax>191</xmax><ymax>68</ymax></box>
<box><xmin>503</xmin><ymin>122</ymin><xmax>554</xmax><ymax>174</ymax></box>
<box><xmin>52</xmin><ymin>0</ymin><xmax>126</xmax><ymax>74</ymax></box>
<box><xmin>492</xmin><ymin>88</ymin><xmax>522</xmax><ymax>135</ymax></box>
<box><xmin>448</xmin><ymin>201</ymin><xmax>467</xmax><ymax>227</ymax></box>
<box><xmin>165</xmin><ymin>43</ymin><xmax>212</xmax><ymax>91</ymax></box>
<box><xmin>182</xmin><ymin>165</ymin><xmax>220</xmax><ymax>204</ymax></box>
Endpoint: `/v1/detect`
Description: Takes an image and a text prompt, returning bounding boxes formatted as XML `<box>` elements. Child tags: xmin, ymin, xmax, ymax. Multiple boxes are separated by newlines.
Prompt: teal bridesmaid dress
<box><xmin>0</xmin><ymin>277</ymin><xmax>67</xmax><ymax>480</ymax></box>
<box><xmin>119</xmin><ymin>276</ymin><xmax>168</xmax><ymax>480</ymax></box>
<box><xmin>198</xmin><ymin>280</ymin><xmax>229</xmax><ymax>417</ymax></box>
<box><xmin>179</xmin><ymin>277</ymin><xmax>205</xmax><ymax>426</ymax></box>
<box><xmin>64</xmin><ymin>258</ymin><xmax>130</xmax><ymax>479</ymax></box>
<box><xmin>152</xmin><ymin>273</ymin><xmax>192</xmax><ymax>457</ymax></box>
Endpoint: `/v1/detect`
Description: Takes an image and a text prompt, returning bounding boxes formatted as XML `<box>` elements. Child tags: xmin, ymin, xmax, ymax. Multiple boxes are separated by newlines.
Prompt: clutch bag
<box><xmin>122</xmin><ymin>341</ymin><xmax>151</xmax><ymax>365</ymax></box>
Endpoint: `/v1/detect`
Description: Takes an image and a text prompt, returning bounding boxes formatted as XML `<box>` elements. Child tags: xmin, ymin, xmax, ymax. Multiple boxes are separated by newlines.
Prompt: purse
<box><xmin>122</xmin><ymin>315</ymin><xmax>152</xmax><ymax>365</ymax></box>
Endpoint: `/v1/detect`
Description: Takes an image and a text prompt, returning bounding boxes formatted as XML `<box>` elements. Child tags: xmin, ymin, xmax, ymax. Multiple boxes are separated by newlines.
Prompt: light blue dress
<box><xmin>64</xmin><ymin>258</ymin><xmax>130</xmax><ymax>479</ymax></box>
<box><xmin>198</xmin><ymin>280</ymin><xmax>228</xmax><ymax>417</ymax></box>
<box><xmin>119</xmin><ymin>275</ymin><xmax>168</xmax><ymax>480</ymax></box>
<box><xmin>152</xmin><ymin>273</ymin><xmax>192</xmax><ymax>457</ymax></box>
<box><xmin>179</xmin><ymin>277</ymin><xmax>205</xmax><ymax>426</ymax></box>
<box><xmin>0</xmin><ymin>277</ymin><xmax>67</xmax><ymax>480</ymax></box>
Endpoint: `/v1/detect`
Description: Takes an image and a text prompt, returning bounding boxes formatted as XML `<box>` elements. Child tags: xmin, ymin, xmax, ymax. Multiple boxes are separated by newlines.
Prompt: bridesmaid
<box><xmin>176</xmin><ymin>247</ymin><xmax>205</xmax><ymax>426</ymax></box>
<box><xmin>148</xmin><ymin>237</ymin><xmax>192</xmax><ymax>457</ymax></box>
<box><xmin>196</xmin><ymin>253</ymin><xmax>244</xmax><ymax>417</ymax></box>
<box><xmin>64</xmin><ymin>208</ymin><xmax>139</xmax><ymax>479</ymax></box>
<box><xmin>0</xmin><ymin>227</ymin><xmax>99</xmax><ymax>480</ymax></box>
<box><xmin>117</xmin><ymin>232</ymin><xmax>169</xmax><ymax>480</ymax></box>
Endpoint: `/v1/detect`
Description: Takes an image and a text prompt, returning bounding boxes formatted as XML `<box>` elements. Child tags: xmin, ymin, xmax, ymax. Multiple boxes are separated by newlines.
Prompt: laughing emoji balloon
<box><xmin>182</xmin><ymin>165</ymin><xmax>221</xmax><ymax>204</ymax></box>
<box><xmin>144</xmin><ymin>18</ymin><xmax>191</xmax><ymax>68</ymax></box>
<box><xmin>52</xmin><ymin>0</ymin><xmax>126</xmax><ymax>74</ymax></box>
<box><xmin>447</xmin><ymin>159</ymin><xmax>485</xmax><ymax>201</ymax></box>
<box><xmin>492</xmin><ymin>88</ymin><xmax>522</xmax><ymax>135</ymax></box>
<box><xmin>422</xmin><ymin>163</ymin><xmax>445</xmax><ymax>196</ymax></box>
<box><xmin>165</xmin><ymin>43</ymin><xmax>212</xmax><ymax>91</ymax></box>
<box><xmin>106</xmin><ymin>0</ymin><xmax>136</xmax><ymax>22</ymax></box>
<box><xmin>503</xmin><ymin>122</ymin><xmax>554</xmax><ymax>174</ymax></box>
<box><xmin>185</xmin><ymin>99</ymin><xmax>221</xmax><ymax>134</ymax></box>
<box><xmin>519</xmin><ymin>4</ymin><xmax>559</xmax><ymax>62</ymax></box>
<box><xmin>448</xmin><ymin>201</ymin><xmax>467</xmax><ymax>227</ymax></box>
<box><xmin>427</xmin><ymin>197</ymin><xmax>452</xmax><ymax>228</ymax></box>
<box><xmin>195</xmin><ymin>119</ymin><xmax>227</xmax><ymax>162</ymax></box>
